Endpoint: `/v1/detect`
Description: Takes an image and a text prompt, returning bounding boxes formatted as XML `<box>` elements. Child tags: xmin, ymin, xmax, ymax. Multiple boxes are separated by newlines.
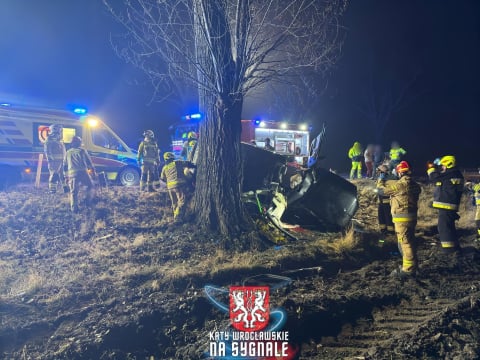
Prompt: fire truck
<box><xmin>170</xmin><ymin>115</ymin><xmax>310</xmax><ymax>163</ymax></box>
<box><xmin>0</xmin><ymin>103</ymin><xmax>140</xmax><ymax>186</ymax></box>
<box><xmin>241</xmin><ymin>119</ymin><xmax>310</xmax><ymax>164</ymax></box>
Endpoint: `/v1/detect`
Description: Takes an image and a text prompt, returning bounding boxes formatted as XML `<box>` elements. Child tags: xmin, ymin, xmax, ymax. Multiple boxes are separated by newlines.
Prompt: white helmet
<box><xmin>49</xmin><ymin>124</ymin><xmax>63</xmax><ymax>137</ymax></box>
<box><xmin>143</xmin><ymin>129</ymin><xmax>155</xmax><ymax>139</ymax></box>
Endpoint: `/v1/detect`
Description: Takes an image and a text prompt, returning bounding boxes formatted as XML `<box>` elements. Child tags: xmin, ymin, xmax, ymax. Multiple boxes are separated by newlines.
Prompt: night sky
<box><xmin>1</xmin><ymin>1</ymin><xmax>479</xmax><ymax>171</ymax></box>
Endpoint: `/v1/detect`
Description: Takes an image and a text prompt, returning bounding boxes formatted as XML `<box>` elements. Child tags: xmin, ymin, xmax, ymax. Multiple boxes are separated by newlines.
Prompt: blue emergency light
<box><xmin>181</xmin><ymin>113</ymin><xmax>202</xmax><ymax>121</ymax></box>
<box><xmin>73</xmin><ymin>107</ymin><xmax>87</xmax><ymax>115</ymax></box>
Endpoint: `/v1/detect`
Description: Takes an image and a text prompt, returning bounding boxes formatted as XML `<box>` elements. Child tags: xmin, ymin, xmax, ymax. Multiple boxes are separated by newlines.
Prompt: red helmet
<box><xmin>396</xmin><ymin>161</ymin><xmax>410</xmax><ymax>174</ymax></box>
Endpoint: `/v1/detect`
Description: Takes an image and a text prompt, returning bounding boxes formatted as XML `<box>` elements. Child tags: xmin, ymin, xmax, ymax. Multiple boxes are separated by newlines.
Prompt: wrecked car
<box><xmin>241</xmin><ymin>130</ymin><xmax>358</xmax><ymax>233</ymax></box>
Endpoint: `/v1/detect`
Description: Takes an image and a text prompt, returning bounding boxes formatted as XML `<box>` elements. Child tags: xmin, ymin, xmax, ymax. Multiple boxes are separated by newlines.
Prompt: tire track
<box><xmin>309</xmin><ymin>296</ymin><xmax>463</xmax><ymax>359</ymax></box>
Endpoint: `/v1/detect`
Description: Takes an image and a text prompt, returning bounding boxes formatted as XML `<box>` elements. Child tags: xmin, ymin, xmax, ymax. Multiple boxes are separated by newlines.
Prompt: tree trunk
<box><xmin>194</xmin><ymin>95</ymin><xmax>249</xmax><ymax>235</ymax></box>
<box><xmin>192</xmin><ymin>0</ymin><xmax>250</xmax><ymax>236</ymax></box>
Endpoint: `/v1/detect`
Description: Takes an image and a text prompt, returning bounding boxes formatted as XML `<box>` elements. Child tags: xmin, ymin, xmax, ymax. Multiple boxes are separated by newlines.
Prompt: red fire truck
<box><xmin>170</xmin><ymin>115</ymin><xmax>310</xmax><ymax>163</ymax></box>
<box><xmin>241</xmin><ymin>119</ymin><xmax>310</xmax><ymax>163</ymax></box>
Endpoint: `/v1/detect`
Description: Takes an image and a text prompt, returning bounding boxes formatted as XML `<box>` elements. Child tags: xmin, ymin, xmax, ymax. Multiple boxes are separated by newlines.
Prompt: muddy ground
<box><xmin>1</xmin><ymin>179</ymin><xmax>480</xmax><ymax>359</ymax></box>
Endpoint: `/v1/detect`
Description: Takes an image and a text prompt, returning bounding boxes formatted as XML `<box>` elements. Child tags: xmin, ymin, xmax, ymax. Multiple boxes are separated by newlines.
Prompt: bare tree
<box><xmin>356</xmin><ymin>57</ymin><xmax>424</xmax><ymax>143</ymax></box>
<box><xmin>262</xmin><ymin>70</ymin><xmax>329</xmax><ymax>122</ymax></box>
<box><xmin>104</xmin><ymin>0</ymin><xmax>347</xmax><ymax>236</ymax></box>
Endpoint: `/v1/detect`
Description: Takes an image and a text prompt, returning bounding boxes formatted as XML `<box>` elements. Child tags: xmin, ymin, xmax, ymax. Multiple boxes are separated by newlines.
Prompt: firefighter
<box><xmin>348</xmin><ymin>141</ymin><xmax>363</xmax><ymax>179</ymax></box>
<box><xmin>44</xmin><ymin>124</ymin><xmax>67</xmax><ymax>193</ymax></box>
<box><xmin>64</xmin><ymin>136</ymin><xmax>96</xmax><ymax>213</ymax></box>
<box><xmin>160</xmin><ymin>152</ymin><xmax>194</xmax><ymax>223</ymax></box>
<box><xmin>181</xmin><ymin>131</ymin><xmax>198</xmax><ymax>163</ymax></box>
<box><xmin>137</xmin><ymin>130</ymin><xmax>160</xmax><ymax>192</ymax></box>
<box><xmin>376</xmin><ymin>161</ymin><xmax>421</xmax><ymax>277</ymax></box>
<box><xmin>376</xmin><ymin>164</ymin><xmax>395</xmax><ymax>235</ymax></box>
<box><xmin>474</xmin><ymin>182</ymin><xmax>480</xmax><ymax>241</ymax></box>
<box><xmin>389</xmin><ymin>141</ymin><xmax>407</xmax><ymax>172</ymax></box>
<box><xmin>427</xmin><ymin>155</ymin><xmax>464</xmax><ymax>253</ymax></box>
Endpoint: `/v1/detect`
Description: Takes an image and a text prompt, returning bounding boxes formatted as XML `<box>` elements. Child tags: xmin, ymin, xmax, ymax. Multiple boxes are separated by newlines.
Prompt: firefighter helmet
<box><xmin>163</xmin><ymin>152</ymin><xmax>175</xmax><ymax>161</ymax></box>
<box><xmin>49</xmin><ymin>124</ymin><xmax>63</xmax><ymax>137</ymax></box>
<box><xmin>187</xmin><ymin>131</ymin><xmax>197</xmax><ymax>140</ymax></box>
<box><xmin>71</xmin><ymin>136</ymin><xmax>82</xmax><ymax>148</ymax></box>
<box><xmin>143</xmin><ymin>129</ymin><xmax>155</xmax><ymax>139</ymax></box>
<box><xmin>439</xmin><ymin>155</ymin><xmax>456</xmax><ymax>169</ymax></box>
<box><xmin>396</xmin><ymin>161</ymin><xmax>410</xmax><ymax>175</ymax></box>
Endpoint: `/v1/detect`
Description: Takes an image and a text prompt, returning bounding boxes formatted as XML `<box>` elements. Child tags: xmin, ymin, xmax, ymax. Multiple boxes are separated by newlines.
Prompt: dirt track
<box><xmin>1</xmin><ymin>181</ymin><xmax>480</xmax><ymax>359</ymax></box>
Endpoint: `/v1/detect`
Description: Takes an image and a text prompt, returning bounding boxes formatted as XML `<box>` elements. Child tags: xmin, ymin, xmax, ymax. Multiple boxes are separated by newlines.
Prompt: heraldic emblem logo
<box><xmin>229</xmin><ymin>286</ymin><xmax>270</xmax><ymax>332</ymax></box>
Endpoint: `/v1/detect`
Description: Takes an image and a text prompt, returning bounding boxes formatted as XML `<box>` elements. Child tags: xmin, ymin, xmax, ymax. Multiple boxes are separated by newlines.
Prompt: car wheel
<box><xmin>118</xmin><ymin>167</ymin><xmax>140</xmax><ymax>186</ymax></box>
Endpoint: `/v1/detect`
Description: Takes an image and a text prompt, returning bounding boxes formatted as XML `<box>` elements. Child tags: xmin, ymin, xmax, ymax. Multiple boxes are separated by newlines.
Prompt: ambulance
<box><xmin>0</xmin><ymin>103</ymin><xmax>140</xmax><ymax>186</ymax></box>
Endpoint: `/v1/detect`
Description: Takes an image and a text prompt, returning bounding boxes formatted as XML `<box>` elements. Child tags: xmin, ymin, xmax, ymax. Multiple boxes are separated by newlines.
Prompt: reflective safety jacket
<box><xmin>389</xmin><ymin>147</ymin><xmax>406</xmax><ymax>161</ymax></box>
<box><xmin>376</xmin><ymin>175</ymin><xmax>421</xmax><ymax>223</ymax></box>
<box><xmin>428</xmin><ymin>167</ymin><xmax>464</xmax><ymax>211</ymax></box>
<box><xmin>65</xmin><ymin>147</ymin><xmax>94</xmax><ymax>176</ymax></box>
<box><xmin>474</xmin><ymin>183</ymin><xmax>480</xmax><ymax>206</ymax></box>
<box><xmin>181</xmin><ymin>139</ymin><xmax>197</xmax><ymax>163</ymax></box>
<box><xmin>348</xmin><ymin>143</ymin><xmax>362</xmax><ymax>162</ymax></box>
<box><xmin>160</xmin><ymin>160</ymin><xmax>190</xmax><ymax>189</ymax></box>
<box><xmin>137</xmin><ymin>139</ymin><xmax>160</xmax><ymax>164</ymax></box>
<box><xmin>44</xmin><ymin>135</ymin><xmax>66</xmax><ymax>162</ymax></box>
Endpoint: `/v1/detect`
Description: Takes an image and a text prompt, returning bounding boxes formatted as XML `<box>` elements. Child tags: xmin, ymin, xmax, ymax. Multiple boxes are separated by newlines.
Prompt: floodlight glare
<box><xmin>86</xmin><ymin>117</ymin><xmax>99</xmax><ymax>127</ymax></box>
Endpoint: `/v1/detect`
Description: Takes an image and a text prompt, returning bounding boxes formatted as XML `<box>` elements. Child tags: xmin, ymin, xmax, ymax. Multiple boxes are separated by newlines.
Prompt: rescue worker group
<box><xmin>45</xmin><ymin>124</ymin><xmax>480</xmax><ymax>278</ymax></box>
<box><xmin>44</xmin><ymin>125</ymin><xmax>196</xmax><ymax>223</ymax></box>
<box><xmin>349</xmin><ymin>140</ymin><xmax>480</xmax><ymax>278</ymax></box>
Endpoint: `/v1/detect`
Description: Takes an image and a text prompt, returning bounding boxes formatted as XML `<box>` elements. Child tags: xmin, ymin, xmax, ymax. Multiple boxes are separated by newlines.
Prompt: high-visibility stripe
<box><xmin>432</xmin><ymin>201</ymin><xmax>458</xmax><ymax>211</ymax></box>
<box><xmin>167</xmin><ymin>179</ymin><xmax>185</xmax><ymax>188</ymax></box>
<box><xmin>392</xmin><ymin>213</ymin><xmax>417</xmax><ymax>222</ymax></box>
<box><xmin>450</xmin><ymin>178</ymin><xmax>463</xmax><ymax>185</ymax></box>
<box><xmin>441</xmin><ymin>242</ymin><xmax>456</xmax><ymax>248</ymax></box>
<box><xmin>427</xmin><ymin>168</ymin><xmax>436</xmax><ymax>175</ymax></box>
<box><xmin>393</xmin><ymin>218</ymin><xmax>416</xmax><ymax>223</ymax></box>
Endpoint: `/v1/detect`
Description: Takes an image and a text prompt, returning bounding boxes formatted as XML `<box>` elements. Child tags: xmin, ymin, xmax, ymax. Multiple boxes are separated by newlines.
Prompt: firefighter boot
<box><xmin>390</xmin><ymin>266</ymin><xmax>416</xmax><ymax>279</ymax></box>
